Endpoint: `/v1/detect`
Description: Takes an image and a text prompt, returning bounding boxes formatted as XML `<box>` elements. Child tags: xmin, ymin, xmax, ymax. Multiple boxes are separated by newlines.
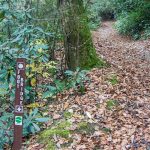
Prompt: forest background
<box><xmin>0</xmin><ymin>0</ymin><xmax>149</xmax><ymax>149</ymax></box>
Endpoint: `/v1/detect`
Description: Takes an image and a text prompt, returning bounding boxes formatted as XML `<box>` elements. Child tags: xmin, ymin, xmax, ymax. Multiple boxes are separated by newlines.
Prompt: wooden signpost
<box><xmin>13</xmin><ymin>58</ymin><xmax>26</xmax><ymax>150</ymax></box>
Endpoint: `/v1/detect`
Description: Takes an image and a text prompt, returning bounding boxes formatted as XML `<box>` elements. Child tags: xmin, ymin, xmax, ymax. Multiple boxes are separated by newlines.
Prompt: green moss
<box><xmin>78</xmin><ymin>22</ymin><xmax>106</xmax><ymax>69</ymax></box>
<box><xmin>46</xmin><ymin>140</ymin><xmax>55</xmax><ymax>150</ymax></box>
<box><xmin>102</xmin><ymin>127</ymin><xmax>111</xmax><ymax>134</ymax></box>
<box><xmin>77</xmin><ymin>122</ymin><xmax>95</xmax><ymax>134</ymax></box>
<box><xmin>39</xmin><ymin>131</ymin><xmax>55</xmax><ymax>150</ymax></box>
<box><xmin>106</xmin><ymin>99</ymin><xmax>119</xmax><ymax>110</ymax></box>
<box><xmin>56</xmin><ymin>121</ymin><xmax>71</xmax><ymax>129</ymax></box>
<box><xmin>39</xmin><ymin>121</ymin><xmax>71</xmax><ymax>149</ymax></box>
<box><xmin>79</xmin><ymin>48</ymin><xmax>106</xmax><ymax>69</ymax></box>
<box><xmin>41</xmin><ymin>129</ymin><xmax>70</xmax><ymax>138</ymax></box>
<box><xmin>39</xmin><ymin>128</ymin><xmax>70</xmax><ymax>149</ymax></box>
<box><xmin>108</xmin><ymin>74</ymin><xmax>118</xmax><ymax>85</ymax></box>
<box><xmin>78</xmin><ymin>122</ymin><xmax>88</xmax><ymax>129</ymax></box>
<box><xmin>63</xmin><ymin>111</ymin><xmax>73</xmax><ymax>119</ymax></box>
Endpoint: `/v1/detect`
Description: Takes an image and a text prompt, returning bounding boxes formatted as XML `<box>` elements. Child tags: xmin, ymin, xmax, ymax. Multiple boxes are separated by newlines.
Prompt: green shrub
<box><xmin>97</xmin><ymin>0</ymin><xmax>114</xmax><ymax>20</ymax></box>
<box><xmin>87</xmin><ymin>0</ymin><xmax>102</xmax><ymax>29</ymax></box>
<box><xmin>0</xmin><ymin>112</ymin><xmax>13</xmax><ymax>149</ymax></box>
<box><xmin>115</xmin><ymin>2</ymin><xmax>150</xmax><ymax>39</ymax></box>
<box><xmin>87</xmin><ymin>0</ymin><xmax>114</xmax><ymax>29</ymax></box>
<box><xmin>143</xmin><ymin>26</ymin><xmax>150</xmax><ymax>39</ymax></box>
<box><xmin>111</xmin><ymin>0</ymin><xmax>145</xmax><ymax>16</ymax></box>
<box><xmin>42</xmin><ymin>68</ymin><xmax>88</xmax><ymax>99</ymax></box>
<box><xmin>115</xmin><ymin>11</ymin><xmax>142</xmax><ymax>38</ymax></box>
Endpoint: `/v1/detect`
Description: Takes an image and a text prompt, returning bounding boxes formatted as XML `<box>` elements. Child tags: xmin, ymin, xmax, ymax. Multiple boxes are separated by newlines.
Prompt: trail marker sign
<box><xmin>13</xmin><ymin>58</ymin><xmax>26</xmax><ymax>150</ymax></box>
<box><xmin>15</xmin><ymin>116</ymin><xmax>23</xmax><ymax>126</ymax></box>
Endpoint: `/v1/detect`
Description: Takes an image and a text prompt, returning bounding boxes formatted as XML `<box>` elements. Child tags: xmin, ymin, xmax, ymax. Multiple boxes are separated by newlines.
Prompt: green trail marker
<box><xmin>15</xmin><ymin>116</ymin><xmax>23</xmax><ymax>126</ymax></box>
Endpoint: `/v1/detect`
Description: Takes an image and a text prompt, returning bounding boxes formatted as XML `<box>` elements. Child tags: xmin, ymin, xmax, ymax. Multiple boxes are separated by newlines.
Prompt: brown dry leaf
<box><xmin>63</xmin><ymin>102</ymin><xmax>70</xmax><ymax>110</ymax></box>
<box><xmin>76</xmin><ymin>144</ymin><xmax>86</xmax><ymax>150</ymax></box>
<box><xmin>75</xmin><ymin>96</ymin><xmax>81</xmax><ymax>104</ymax></box>
<box><xmin>53</xmin><ymin>113</ymin><xmax>61</xmax><ymax>119</ymax></box>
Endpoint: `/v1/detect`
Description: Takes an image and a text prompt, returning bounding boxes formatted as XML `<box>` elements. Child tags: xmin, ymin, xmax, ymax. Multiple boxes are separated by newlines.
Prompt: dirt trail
<box><xmin>93</xmin><ymin>21</ymin><xmax>150</xmax><ymax>101</ymax></box>
<box><xmin>87</xmin><ymin>21</ymin><xmax>150</xmax><ymax>149</ymax></box>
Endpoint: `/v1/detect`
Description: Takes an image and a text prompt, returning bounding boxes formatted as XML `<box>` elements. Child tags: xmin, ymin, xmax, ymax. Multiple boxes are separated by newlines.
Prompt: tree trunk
<box><xmin>60</xmin><ymin>0</ymin><xmax>102</xmax><ymax>70</ymax></box>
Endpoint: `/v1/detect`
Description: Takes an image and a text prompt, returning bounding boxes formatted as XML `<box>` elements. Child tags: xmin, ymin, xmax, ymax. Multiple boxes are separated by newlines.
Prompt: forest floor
<box><xmin>27</xmin><ymin>21</ymin><xmax>150</xmax><ymax>150</ymax></box>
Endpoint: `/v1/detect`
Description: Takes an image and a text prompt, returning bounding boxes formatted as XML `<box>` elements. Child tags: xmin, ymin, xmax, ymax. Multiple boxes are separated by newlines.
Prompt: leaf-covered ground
<box><xmin>27</xmin><ymin>21</ymin><xmax>150</xmax><ymax>150</ymax></box>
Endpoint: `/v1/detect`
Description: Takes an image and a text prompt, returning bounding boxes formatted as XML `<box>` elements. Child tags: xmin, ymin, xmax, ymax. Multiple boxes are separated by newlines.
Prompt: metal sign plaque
<box><xmin>15</xmin><ymin>105</ymin><xmax>23</xmax><ymax>113</ymax></box>
<box><xmin>13</xmin><ymin>58</ymin><xmax>26</xmax><ymax>150</ymax></box>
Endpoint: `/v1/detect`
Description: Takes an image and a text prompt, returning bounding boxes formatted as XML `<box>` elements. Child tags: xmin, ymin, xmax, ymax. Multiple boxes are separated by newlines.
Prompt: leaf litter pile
<box><xmin>27</xmin><ymin>21</ymin><xmax>150</xmax><ymax>150</ymax></box>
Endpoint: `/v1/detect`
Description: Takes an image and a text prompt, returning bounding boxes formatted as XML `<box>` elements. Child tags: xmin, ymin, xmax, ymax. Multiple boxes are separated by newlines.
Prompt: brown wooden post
<box><xmin>13</xmin><ymin>58</ymin><xmax>26</xmax><ymax>150</ymax></box>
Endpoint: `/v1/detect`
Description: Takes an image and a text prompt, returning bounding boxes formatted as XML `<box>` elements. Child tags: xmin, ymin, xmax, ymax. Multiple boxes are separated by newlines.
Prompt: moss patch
<box><xmin>39</xmin><ymin>121</ymin><xmax>71</xmax><ymax>149</ymax></box>
<box><xmin>63</xmin><ymin>111</ymin><xmax>73</xmax><ymax>119</ymax></box>
<box><xmin>108</xmin><ymin>74</ymin><xmax>118</xmax><ymax>85</ymax></box>
<box><xmin>77</xmin><ymin>122</ymin><xmax>95</xmax><ymax>134</ymax></box>
<box><xmin>106</xmin><ymin>99</ymin><xmax>119</xmax><ymax>110</ymax></box>
<box><xmin>102</xmin><ymin>127</ymin><xmax>111</xmax><ymax>134</ymax></box>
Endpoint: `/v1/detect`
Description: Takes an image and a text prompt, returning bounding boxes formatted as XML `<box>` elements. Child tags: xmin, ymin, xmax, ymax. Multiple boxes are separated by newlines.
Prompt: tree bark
<box><xmin>60</xmin><ymin>0</ymin><xmax>102</xmax><ymax>70</ymax></box>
